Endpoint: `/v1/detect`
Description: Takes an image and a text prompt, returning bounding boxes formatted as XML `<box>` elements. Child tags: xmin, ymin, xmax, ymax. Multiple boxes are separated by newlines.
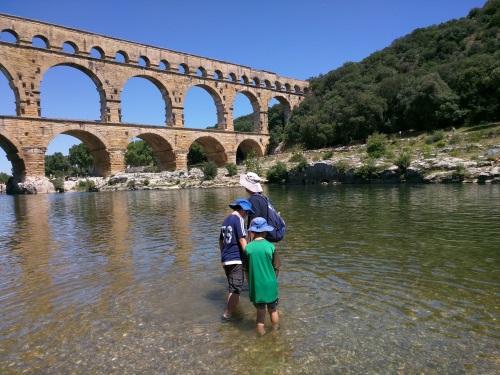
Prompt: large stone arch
<box><xmin>47</xmin><ymin>126</ymin><xmax>111</xmax><ymax>177</ymax></box>
<box><xmin>190</xmin><ymin>135</ymin><xmax>227</xmax><ymax>167</ymax></box>
<box><xmin>234</xmin><ymin>90</ymin><xmax>262</xmax><ymax>132</ymax></box>
<box><xmin>122</xmin><ymin>74</ymin><xmax>173</xmax><ymax>126</ymax></box>
<box><xmin>190</xmin><ymin>83</ymin><xmax>225</xmax><ymax>130</ymax></box>
<box><xmin>0</xmin><ymin>63</ymin><xmax>21</xmax><ymax>116</ymax></box>
<box><xmin>236</xmin><ymin>138</ymin><xmax>264</xmax><ymax>163</ymax></box>
<box><xmin>40</xmin><ymin>62</ymin><xmax>107</xmax><ymax>121</ymax></box>
<box><xmin>125</xmin><ymin>131</ymin><xmax>176</xmax><ymax>171</ymax></box>
<box><xmin>269</xmin><ymin>95</ymin><xmax>292</xmax><ymax>123</ymax></box>
<box><xmin>0</xmin><ymin>130</ymin><xmax>25</xmax><ymax>179</ymax></box>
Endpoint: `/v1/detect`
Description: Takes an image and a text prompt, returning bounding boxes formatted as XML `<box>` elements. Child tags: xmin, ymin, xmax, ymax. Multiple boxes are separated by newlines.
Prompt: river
<box><xmin>0</xmin><ymin>184</ymin><xmax>498</xmax><ymax>374</ymax></box>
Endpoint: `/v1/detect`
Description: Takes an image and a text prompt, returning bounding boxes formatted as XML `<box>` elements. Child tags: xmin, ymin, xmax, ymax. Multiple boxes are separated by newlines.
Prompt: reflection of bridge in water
<box><xmin>0</xmin><ymin>13</ymin><xmax>309</xmax><ymax>181</ymax></box>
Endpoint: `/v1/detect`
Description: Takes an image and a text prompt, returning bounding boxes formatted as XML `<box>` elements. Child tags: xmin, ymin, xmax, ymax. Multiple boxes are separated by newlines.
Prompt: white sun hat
<box><xmin>239</xmin><ymin>172</ymin><xmax>263</xmax><ymax>193</ymax></box>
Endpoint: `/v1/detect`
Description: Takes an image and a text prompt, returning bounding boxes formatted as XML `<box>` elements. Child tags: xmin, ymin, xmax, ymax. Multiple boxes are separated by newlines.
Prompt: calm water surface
<box><xmin>0</xmin><ymin>184</ymin><xmax>498</xmax><ymax>374</ymax></box>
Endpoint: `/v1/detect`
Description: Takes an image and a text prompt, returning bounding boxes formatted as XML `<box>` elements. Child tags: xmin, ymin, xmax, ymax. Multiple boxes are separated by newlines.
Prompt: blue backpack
<box><xmin>256</xmin><ymin>195</ymin><xmax>286</xmax><ymax>242</ymax></box>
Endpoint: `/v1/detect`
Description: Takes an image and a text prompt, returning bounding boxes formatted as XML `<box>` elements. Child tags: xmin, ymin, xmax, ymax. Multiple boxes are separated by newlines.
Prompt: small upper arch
<box><xmin>115</xmin><ymin>50</ymin><xmax>129</xmax><ymax>63</ymax></box>
<box><xmin>240</xmin><ymin>75</ymin><xmax>249</xmax><ymax>85</ymax></box>
<box><xmin>62</xmin><ymin>41</ymin><xmax>78</xmax><ymax>54</ymax></box>
<box><xmin>90</xmin><ymin>46</ymin><xmax>105</xmax><ymax>59</ymax></box>
<box><xmin>197</xmin><ymin>66</ymin><xmax>207</xmax><ymax>78</ymax></box>
<box><xmin>32</xmin><ymin>35</ymin><xmax>49</xmax><ymax>49</ymax></box>
<box><xmin>178</xmin><ymin>63</ymin><xmax>189</xmax><ymax>74</ymax></box>
<box><xmin>159</xmin><ymin>59</ymin><xmax>170</xmax><ymax>70</ymax></box>
<box><xmin>0</xmin><ymin>29</ymin><xmax>19</xmax><ymax>43</ymax></box>
<box><xmin>214</xmin><ymin>70</ymin><xmax>224</xmax><ymax>80</ymax></box>
<box><xmin>138</xmin><ymin>55</ymin><xmax>150</xmax><ymax>67</ymax></box>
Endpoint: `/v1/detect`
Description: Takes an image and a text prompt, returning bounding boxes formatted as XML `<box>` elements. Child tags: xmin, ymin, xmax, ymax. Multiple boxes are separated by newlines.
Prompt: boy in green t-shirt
<box><xmin>244</xmin><ymin>217</ymin><xmax>282</xmax><ymax>335</ymax></box>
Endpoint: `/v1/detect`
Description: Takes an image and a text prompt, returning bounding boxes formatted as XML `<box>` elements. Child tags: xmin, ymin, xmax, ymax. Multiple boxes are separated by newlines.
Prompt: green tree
<box><xmin>68</xmin><ymin>143</ymin><xmax>93</xmax><ymax>174</ymax></box>
<box><xmin>282</xmin><ymin>1</ymin><xmax>499</xmax><ymax>149</ymax></box>
<box><xmin>187</xmin><ymin>142</ymin><xmax>208</xmax><ymax>166</ymax></box>
<box><xmin>233</xmin><ymin>114</ymin><xmax>253</xmax><ymax>132</ymax></box>
<box><xmin>0</xmin><ymin>172</ymin><xmax>10</xmax><ymax>184</ymax></box>
<box><xmin>45</xmin><ymin>152</ymin><xmax>70</xmax><ymax>177</ymax></box>
<box><xmin>125</xmin><ymin>140</ymin><xmax>156</xmax><ymax>167</ymax></box>
<box><xmin>202</xmin><ymin>161</ymin><xmax>218</xmax><ymax>180</ymax></box>
<box><xmin>225</xmin><ymin>163</ymin><xmax>238</xmax><ymax>176</ymax></box>
<box><xmin>266</xmin><ymin>161</ymin><xmax>288</xmax><ymax>183</ymax></box>
<box><xmin>366</xmin><ymin>132</ymin><xmax>388</xmax><ymax>158</ymax></box>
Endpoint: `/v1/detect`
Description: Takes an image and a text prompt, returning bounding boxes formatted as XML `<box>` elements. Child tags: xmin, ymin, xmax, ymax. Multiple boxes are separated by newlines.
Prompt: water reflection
<box><xmin>0</xmin><ymin>185</ymin><xmax>498</xmax><ymax>374</ymax></box>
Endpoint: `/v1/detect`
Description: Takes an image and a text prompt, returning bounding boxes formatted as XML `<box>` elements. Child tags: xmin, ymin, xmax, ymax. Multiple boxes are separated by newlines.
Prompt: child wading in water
<box><xmin>244</xmin><ymin>217</ymin><xmax>282</xmax><ymax>334</ymax></box>
<box><xmin>219</xmin><ymin>198</ymin><xmax>254</xmax><ymax>322</ymax></box>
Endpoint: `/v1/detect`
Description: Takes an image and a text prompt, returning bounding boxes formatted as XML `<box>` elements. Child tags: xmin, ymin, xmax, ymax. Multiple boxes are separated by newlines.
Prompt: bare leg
<box><xmin>256</xmin><ymin>308</ymin><xmax>267</xmax><ymax>335</ymax></box>
<box><xmin>268</xmin><ymin>308</ymin><xmax>279</xmax><ymax>330</ymax></box>
<box><xmin>224</xmin><ymin>292</ymin><xmax>239</xmax><ymax>317</ymax></box>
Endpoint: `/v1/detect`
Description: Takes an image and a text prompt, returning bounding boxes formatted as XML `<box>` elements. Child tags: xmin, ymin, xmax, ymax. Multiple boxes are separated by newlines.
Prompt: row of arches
<box><xmin>0</xmin><ymin>119</ymin><xmax>265</xmax><ymax>180</ymax></box>
<box><xmin>0</xmin><ymin>14</ymin><xmax>306</xmax><ymax>179</ymax></box>
<box><xmin>0</xmin><ymin>29</ymin><xmax>310</xmax><ymax>94</ymax></box>
<box><xmin>1</xmin><ymin>41</ymin><xmax>297</xmax><ymax>130</ymax></box>
<box><xmin>0</xmin><ymin>66</ymin><xmax>275</xmax><ymax>176</ymax></box>
<box><xmin>0</xmin><ymin>65</ymin><xmax>276</xmax><ymax>128</ymax></box>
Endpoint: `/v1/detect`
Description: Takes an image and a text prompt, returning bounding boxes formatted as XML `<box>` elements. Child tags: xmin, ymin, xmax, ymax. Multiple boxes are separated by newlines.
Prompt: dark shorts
<box><xmin>253</xmin><ymin>298</ymin><xmax>279</xmax><ymax>311</ymax></box>
<box><xmin>223</xmin><ymin>264</ymin><xmax>244</xmax><ymax>294</ymax></box>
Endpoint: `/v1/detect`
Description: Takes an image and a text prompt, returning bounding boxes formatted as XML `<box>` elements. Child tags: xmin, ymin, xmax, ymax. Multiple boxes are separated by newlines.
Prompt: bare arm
<box><xmin>273</xmin><ymin>249</ymin><xmax>282</xmax><ymax>278</ymax></box>
<box><xmin>219</xmin><ymin>239</ymin><xmax>223</xmax><ymax>252</ymax></box>
<box><xmin>238</xmin><ymin>237</ymin><xmax>248</xmax><ymax>252</ymax></box>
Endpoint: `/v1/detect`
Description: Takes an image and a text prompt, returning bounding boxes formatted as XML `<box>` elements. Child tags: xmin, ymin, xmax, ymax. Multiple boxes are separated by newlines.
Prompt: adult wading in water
<box><xmin>239</xmin><ymin>172</ymin><xmax>268</xmax><ymax>240</ymax></box>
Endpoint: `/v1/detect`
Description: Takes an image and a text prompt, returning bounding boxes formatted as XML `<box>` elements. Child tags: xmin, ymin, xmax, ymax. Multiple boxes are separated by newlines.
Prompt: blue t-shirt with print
<box><xmin>219</xmin><ymin>214</ymin><xmax>247</xmax><ymax>265</ymax></box>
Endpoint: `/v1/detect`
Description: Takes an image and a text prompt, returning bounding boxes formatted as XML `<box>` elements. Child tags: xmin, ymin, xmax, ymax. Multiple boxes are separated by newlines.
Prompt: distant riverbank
<box><xmin>5</xmin><ymin>124</ymin><xmax>500</xmax><ymax>194</ymax></box>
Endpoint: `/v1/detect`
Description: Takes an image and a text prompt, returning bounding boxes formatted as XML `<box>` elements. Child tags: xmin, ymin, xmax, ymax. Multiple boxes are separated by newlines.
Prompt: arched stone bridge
<box><xmin>0</xmin><ymin>13</ymin><xmax>309</xmax><ymax>180</ymax></box>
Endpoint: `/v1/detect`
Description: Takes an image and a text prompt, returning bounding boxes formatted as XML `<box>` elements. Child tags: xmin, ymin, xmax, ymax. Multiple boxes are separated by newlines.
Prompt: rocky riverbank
<box><xmin>285</xmin><ymin>147</ymin><xmax>500</xmax><ymax>185</ymax></box>
<box><xmin>5</xmin><ymin>139</ymin><xmax>499</xmax><ymax>195</ymax></box>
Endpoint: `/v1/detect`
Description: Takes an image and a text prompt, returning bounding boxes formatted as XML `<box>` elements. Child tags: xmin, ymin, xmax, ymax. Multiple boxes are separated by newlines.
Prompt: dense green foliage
<box><xmin>78</xmin><ymin>179</ymin><xmax>96</xmax><ymax>191</ymax></box>
<box><xmin>68</xmin><ymin>143</ymin><xmax>93</xmax><ymax>174</ymax></box>
<box><xmin>45</xmin><ymin>152</ymin><xmax>70</xmax><ymax>177</ymax></box>
<box><xmin>50</xmin><ymin>177</ymin><xmax>64</xmax><ymax>191</ymax></box>
<box><xmin>202</xmin><ymin>161</ymin><xmax>218</xmax><ymax>180</ymax></box>
<box><xmin>266</xmin><ymin>161</ymin><xmax>288</xmax><ymax>183</ymax></box>
<box><xmin>366</xmin><ymin>133</ymin><xmax>388</xmax><ymax>158</ymax></box>
<box><xmin>187</xmin><ymin>142</ymin><xmax>208</xmax><ymax>166</ymax></box>
<box><xmin>225</xmin><ymin>162</ymin><xmax>238</xmax><ymax>176</ymax></box>
<box><xmin>125</xmin><ymin>140</ymin><xmax>156</xmax><ymax>167</ymax></box>
<box><xmin>284</xmin><ymin>0</ymin><xmax>500</xmax><ymax>149</ymax></box>
<box><xmin>0</xmin><ymin>172</ymin><xmax>10</xmax><ymax>183</ymax></box>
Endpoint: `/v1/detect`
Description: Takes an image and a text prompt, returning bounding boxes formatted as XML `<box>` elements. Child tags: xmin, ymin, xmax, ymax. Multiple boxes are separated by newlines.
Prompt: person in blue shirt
<box><xmin>219</xmin><ymin>198</ymin><xmax>254</xmax><ymax>322</ymax></box>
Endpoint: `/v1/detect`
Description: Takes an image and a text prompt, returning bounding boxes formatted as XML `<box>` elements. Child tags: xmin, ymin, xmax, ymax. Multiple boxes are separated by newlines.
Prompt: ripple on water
<box><xmin>0</xmin><ymin>186</ymin><xmax>499</xmax><ymax>374</ymax></box>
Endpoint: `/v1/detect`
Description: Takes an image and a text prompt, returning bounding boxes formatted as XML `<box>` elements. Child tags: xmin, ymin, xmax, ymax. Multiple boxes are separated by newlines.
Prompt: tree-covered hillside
<box><xmin>283</xmin><ymin>0</ymin><xmax>500</xmax><ymax>150</ymax></box>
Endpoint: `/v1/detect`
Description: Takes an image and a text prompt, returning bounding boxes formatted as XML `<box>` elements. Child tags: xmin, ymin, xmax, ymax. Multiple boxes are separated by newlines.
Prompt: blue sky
<box><xmin>0</xmin><ymin>0</ymin><xmax>488</xmax><ymax>174</ymax></box>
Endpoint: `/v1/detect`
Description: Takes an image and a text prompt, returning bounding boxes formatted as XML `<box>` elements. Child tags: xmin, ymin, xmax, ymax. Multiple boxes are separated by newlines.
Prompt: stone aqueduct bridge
<box><xmin>0</xmin><ymin>13</ymin><xmax>309</xmax><ymax>180</ymax></box>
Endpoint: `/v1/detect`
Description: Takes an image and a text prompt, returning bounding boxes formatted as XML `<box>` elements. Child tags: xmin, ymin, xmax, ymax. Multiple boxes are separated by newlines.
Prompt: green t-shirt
<box><xmin>245</xmin><ymin>239</ymin><xmax>281</xmax><ymax>304</ymax></box>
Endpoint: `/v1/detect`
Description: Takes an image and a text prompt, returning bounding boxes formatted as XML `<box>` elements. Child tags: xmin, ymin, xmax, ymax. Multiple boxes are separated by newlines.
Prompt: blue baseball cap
<box><xmin>229</xmin><ymin>198</ymin><xmax>254</xmax><ymax>213</ymax></box>
<box><xmin>248</xmin><ymin>217</ymin><xmax>274</xmax><ymax>232</ymax></box>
